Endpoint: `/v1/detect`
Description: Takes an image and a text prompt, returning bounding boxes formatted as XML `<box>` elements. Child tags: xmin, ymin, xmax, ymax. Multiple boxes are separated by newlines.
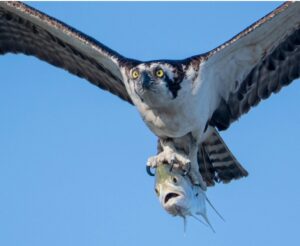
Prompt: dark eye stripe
<box><xmin>165</xmin><ymin>74</ymin><xmax>181</xmax><ymax>99</ymax></box>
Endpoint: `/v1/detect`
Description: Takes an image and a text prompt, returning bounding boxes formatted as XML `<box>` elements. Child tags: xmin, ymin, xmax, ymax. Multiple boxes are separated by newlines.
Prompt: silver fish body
<box><xmin>154</xmin><ymin>164</ymin><xmax>209</xmax><ymax>224</ymax></box>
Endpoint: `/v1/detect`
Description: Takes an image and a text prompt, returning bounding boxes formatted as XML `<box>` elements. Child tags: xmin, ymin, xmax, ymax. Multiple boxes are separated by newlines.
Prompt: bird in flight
<box><xmin>1</xmin><ymin>1</ymin><xmax>300</xmax><ymax>211</ymax></box>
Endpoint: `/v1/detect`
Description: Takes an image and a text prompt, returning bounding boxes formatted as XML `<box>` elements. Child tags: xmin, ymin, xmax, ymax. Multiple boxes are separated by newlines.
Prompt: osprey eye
<box><xmin>131</xmin><ymin>69</ymin><xmax>140</xmax><ymax>79</ymax></box>
<box><xmin>155</xmin><ymin>68</ymin><xmax>164</xmax><ymax>78</ymax></box>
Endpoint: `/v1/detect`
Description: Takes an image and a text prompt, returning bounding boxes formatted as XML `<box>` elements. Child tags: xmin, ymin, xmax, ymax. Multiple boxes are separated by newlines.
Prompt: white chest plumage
<box><xmin>127</xmin><ymin>63</ymin><xmax>217</xmax><ymax>142</ymax></box>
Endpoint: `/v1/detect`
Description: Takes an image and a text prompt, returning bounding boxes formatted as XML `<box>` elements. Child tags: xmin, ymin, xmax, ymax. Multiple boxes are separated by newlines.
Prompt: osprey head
<box><xmin>126</xmin><ymin>62</ymin><xmax>185</xmax><ymax>107</ymax></box>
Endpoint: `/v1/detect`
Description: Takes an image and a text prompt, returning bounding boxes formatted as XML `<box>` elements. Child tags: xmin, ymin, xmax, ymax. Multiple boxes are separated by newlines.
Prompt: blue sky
<box><xmin>1</xmin><ymin>2</ymin><xmax>300</xmax><ymax>246</ymax></box>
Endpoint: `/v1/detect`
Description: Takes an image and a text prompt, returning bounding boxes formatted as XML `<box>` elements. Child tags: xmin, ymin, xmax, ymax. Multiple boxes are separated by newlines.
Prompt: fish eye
<box><xmin>155</xmin><ymin>188</ymin><xmax>159</xmax><ymax>196</ymax></box>
<box><xmin>172</xmin><ymin>176</ymin><xmax>178</xmax><ymax>184</ymax></box>
<box><xmin>155</xmin><ymin>68</ymin><xmax>164</xmax><ymax>78</ymax></box>
<box><xmin>131</xmin><ymin>69</ymin><xmax>140</xmax><ymax>79</ymax></box>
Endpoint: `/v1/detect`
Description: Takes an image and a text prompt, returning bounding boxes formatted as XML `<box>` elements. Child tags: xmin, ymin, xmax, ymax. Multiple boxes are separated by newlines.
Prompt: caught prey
<box><xmin>1</xmin><ymin>1</ymin><xmax>300</xmax><ymax>227</ymax></box>
<box><xmin>155</xmin><ymin>164</ymin><xmax>223</xmax><ymax>232</ymax></box>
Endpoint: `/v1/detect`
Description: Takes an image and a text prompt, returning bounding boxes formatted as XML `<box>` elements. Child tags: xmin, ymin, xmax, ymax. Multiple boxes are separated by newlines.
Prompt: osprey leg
<box><xmin>187</xmin><ymin>143</ymin><xmax>207</xmax><ymax>190</ymax></box>
<box><xmin>147</xmin><ymin>139</ymin><xmax>191</xmax><ymax>173</ymax></box>
<box><xmin>147</xmin><ymin>138</ymin><xmax>207</xmax><ymax>190</ymax></box>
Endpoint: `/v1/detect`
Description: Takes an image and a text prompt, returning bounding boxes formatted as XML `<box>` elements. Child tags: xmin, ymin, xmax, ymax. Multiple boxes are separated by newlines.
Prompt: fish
<box><xmin>154</xmin><ymin>164</ymin><xmax>223</xmax><ymax>232</ymax></box>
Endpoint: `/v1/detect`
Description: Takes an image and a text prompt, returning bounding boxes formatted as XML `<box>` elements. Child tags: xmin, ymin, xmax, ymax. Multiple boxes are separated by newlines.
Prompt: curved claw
<box><xmin>182</xmin><ymin>162</ymin><xmax>191</xmax><ymax>176</ymax></box>
<box><xmin>146</xmin><ymin>165</ymin><xmax>155</xmax><ymax>176</ymax></box>
<box><xmin>169</xmin><ymin>161</ymin><xmax>175</xmax><ymax>172</ymax></box>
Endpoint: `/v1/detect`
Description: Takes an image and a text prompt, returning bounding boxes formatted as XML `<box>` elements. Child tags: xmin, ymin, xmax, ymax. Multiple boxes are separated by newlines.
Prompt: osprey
<box><xmin>1</xmin><ymin>2</ymin><xmax>300</xmax><ymax>191</ymax></box>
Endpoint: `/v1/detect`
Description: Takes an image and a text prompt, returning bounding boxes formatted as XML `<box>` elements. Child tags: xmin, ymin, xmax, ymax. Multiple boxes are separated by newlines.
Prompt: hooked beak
<box><xmin>141</xmin><ymin>72</ymin><xmax>153</xmax><ymax>89</ymax></box>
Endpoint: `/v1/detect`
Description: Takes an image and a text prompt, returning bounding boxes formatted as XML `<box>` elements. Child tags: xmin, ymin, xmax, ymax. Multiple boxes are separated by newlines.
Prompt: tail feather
<box><xmin>198</xmin><ymin>129</ymin><xmax>248</xmax><ymax>187</ymax></box>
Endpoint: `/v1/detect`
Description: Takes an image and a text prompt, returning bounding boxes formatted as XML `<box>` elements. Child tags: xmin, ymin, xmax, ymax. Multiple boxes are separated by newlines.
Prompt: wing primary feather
<box><xmin>0</xmin><ymin>1</ymin><xmax>141</xmax><ymax>103</ymax></box>
<box><xmin>208</xmin><ymin>2</ymin><xmax>300</xmax><ymax>130</ymax></box>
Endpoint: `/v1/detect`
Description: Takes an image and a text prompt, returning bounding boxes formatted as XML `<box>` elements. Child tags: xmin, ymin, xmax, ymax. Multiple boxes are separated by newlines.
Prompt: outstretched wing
<box><xmin>0</xmin><ymin>1</ymin><xmax>139</xmax><ymax>103</ymax></box>
<box><xmin>189</xmin><ymin>2</ymin><xmax>300</xmax><ymax>131</ymax></box>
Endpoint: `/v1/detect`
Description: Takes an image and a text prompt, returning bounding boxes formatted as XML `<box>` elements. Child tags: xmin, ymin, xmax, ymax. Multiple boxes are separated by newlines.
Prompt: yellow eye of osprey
<box><xmin>155</xmin><ymin>68</ymin><xmax>164</xmax><ymax>78</ymax></box>
<box><xmin>131</xmin><ymin>69</ymin><xmax>140</xmax><ymax>79</ymax></box>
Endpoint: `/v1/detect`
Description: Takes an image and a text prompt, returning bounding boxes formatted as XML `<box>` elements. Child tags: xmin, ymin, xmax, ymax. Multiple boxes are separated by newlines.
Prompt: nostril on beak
<box><xmin>164</xmin><ymin>192</ymin><xmax>179</xmax><ymax>204</ymax></box>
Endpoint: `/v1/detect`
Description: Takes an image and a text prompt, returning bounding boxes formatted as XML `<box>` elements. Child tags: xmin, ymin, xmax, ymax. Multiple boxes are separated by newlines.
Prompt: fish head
<box><xmin>154</xmin><ymin>164</ymin><xmax>206</xmax><ymax>217</ymax></box>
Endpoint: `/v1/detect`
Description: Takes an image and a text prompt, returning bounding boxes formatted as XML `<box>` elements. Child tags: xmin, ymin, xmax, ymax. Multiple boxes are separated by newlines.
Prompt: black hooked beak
<box><xmin>142</xmin><ymin>73</ymin><xmax>153</xmax><ymax>89</ymax></box>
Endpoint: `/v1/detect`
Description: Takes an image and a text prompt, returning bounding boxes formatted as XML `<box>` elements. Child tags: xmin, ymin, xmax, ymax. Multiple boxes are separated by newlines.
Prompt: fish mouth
<box><xmin>164</xmin><ymin>192</ymin><xmax>180</xmax><ymax>204</ymax></box>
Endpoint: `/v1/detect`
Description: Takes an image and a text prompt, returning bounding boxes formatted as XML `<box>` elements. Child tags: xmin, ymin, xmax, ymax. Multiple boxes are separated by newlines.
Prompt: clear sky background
<box><xmin>1</xmin><ymin>2</ymin><xmax>300</xmax><ymax>246</ymax></box>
